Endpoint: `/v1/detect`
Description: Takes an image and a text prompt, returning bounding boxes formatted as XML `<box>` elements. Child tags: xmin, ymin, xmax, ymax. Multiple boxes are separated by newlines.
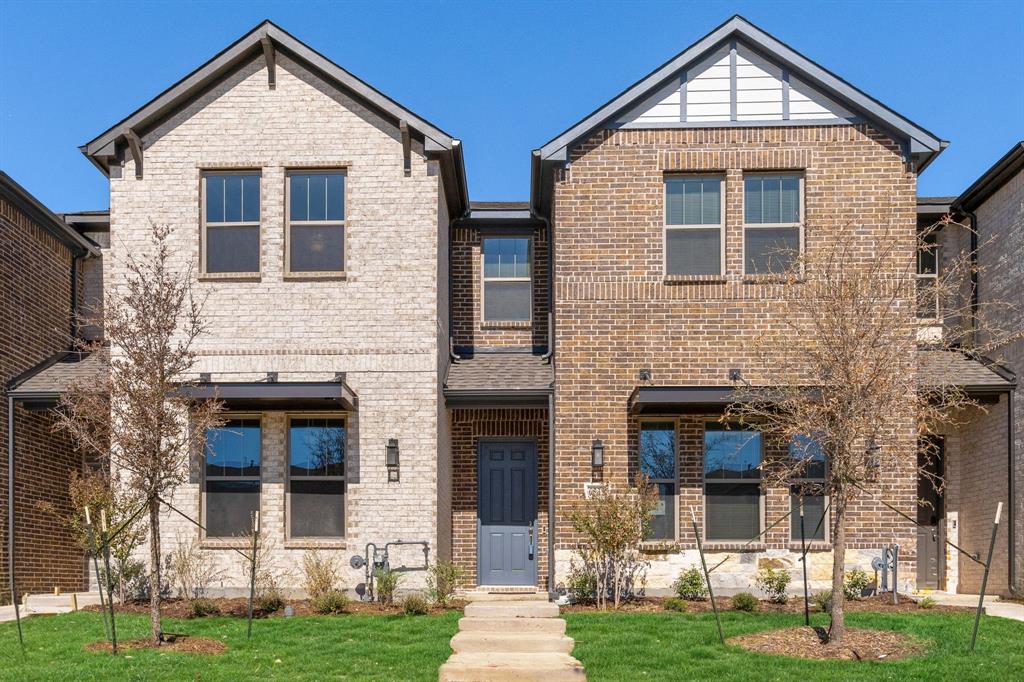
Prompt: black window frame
<box><xmin>639</xmin><ymin>419</ymin><xmax>678</xmax><ymax>541</ymax></box>
<box><xmin>202</xmin><ymin>414</ymin><xmax>262</xmax><ymax>539</ymax></box>
<box><xmin>284</xmin><ymin>169</ymin><xmax>347</xmax><ymax>276</ymax></box>
<box><xmin>286</xmin><ymin>413</ymin><xmax>347</xmax><ymax>540</ymax></box>
<box><xmin>703</xmin><ymin>423</ymin><xmax>763</xmax><ymax>542</ymax></box>
<box><xmin>201</xmin><ymin>170</ymin><xmax>262</xmax><ymax>276</ymax></box>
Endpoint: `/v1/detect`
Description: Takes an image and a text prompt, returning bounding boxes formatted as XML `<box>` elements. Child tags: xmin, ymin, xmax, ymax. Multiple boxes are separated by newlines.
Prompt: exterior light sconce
<box><xmin>386</xmin><ymin>438</ymin><xmax>400</xmax><ymax>482</ymax></box>
<box><xmin>591</xmin><ymin>439</ymin><xmax>604</xmax><ymax>468</ymax></box>
<box><xmin>866</xmin><ymin>438</ymin><xmax>881</xmax><ymax>477</ymax></box>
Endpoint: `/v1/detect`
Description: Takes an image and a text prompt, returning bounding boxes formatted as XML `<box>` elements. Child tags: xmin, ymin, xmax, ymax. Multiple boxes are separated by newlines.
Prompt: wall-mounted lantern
<box><xmin>386</xmin><ymin>438</ymin><xmax>400</xmax><ymax>481</ymax></box>
<box><xmin>591</xmin><ymin>439</ymin><xmax>604</xmax><ymax>468</ymax></box>
<box><xmin>865</xmin><ymin>437</ymin><xmax>881</xmax><ymax>477</ymax></box>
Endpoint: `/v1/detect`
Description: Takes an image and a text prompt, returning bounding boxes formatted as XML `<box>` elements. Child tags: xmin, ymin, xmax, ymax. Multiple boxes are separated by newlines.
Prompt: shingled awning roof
<box><xmin>917</xmin><ymin>349</ymin><xmax>1015</xmax><ymax>393</ymax></box>
<box><xmin>8</xmin><ymin>350</ymin><xmax>107</xmax><ymax>408</ymax></box>
<box><xmin>444</xmin><ymin>352</ymin><xmax>553</xmax><ymax>407</ymax></box>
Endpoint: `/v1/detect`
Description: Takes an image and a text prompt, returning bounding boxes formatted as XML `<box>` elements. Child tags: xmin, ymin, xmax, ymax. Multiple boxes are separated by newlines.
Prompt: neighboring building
<box><xmin>1</xmin><ymin>172</ymin><xmax>101</xmax><ymax>599</ymax></box>
<box><xmin>5</xmin><ymin>16</ymin><xmax>1018</xmax><ymax>599</ymax></box>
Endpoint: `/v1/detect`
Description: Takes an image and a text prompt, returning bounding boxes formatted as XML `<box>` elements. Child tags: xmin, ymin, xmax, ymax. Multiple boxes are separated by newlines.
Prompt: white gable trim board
<box><xmin>618</xmin><ymin>40</ymin><xmax>855</xmax><ymax>128</ymax></box>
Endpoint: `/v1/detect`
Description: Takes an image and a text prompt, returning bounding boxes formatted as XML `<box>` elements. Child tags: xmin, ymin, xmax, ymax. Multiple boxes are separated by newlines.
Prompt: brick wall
<box><xmin>0</xmin><ymin>193</ymin><xmax>86</xmax><ymax>600</ymax></box>
<box><xmin>106</xmin><ymin>53</ymin><xmax>448</xmax><ymax>592</ymax></box>
<box><xmin>550</xmin><ymin>124</ymin><xmax>919</xmax><ymax>588</ymax></box>
<box><xmin>450</xmin><ymin>408</ymin><xmax>549</xmax><ymax>588</ymax></box>
<box><xmin>451</xmin><ymin>225</ymin><xmax>549</xmax><ymax>350</ymax></box>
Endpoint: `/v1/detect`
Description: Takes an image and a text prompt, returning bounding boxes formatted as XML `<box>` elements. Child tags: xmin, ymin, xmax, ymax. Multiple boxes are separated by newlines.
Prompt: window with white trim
<box><xmin>640</xmin><ymin>421</ymin><xmax>677</xmax><ymax>540</ymax></box>
<box><xmin>789</xmin><ymin>434</ymin><xmax>827</xmax><ymax>542</ymax></box>
<box><xmin>664</xmin><ymin>176</ymin><xmax>724</xmax><ymax>276</ymax></box>
<box><xmin>202</xmin><ymin>172</ymin><xmax>261</xmax><ymax>274</ymax></box>
<box><xmin>703</xmin><ymin>424</ymin><xmax>762</xmax><ymax>541</ymax></box>
<box><xmin>286</xmin><ymin>171</ymin><xmax>346</xmax><ymax>274</ymax></box>
<box><xmin>917</xmin><ymin>229</ymin><xmax>940</xmax><ymax>319</ymax></box>
<box><xmin>204</xmin><ymin>417</ymin><xmax>261</xmax><ymax>537</ymax></box>
<box><xmin>482</xmin><ymin>236</ymin><xmax>531</xmax><ymax>322</ymax></box>
<box><xmin>743</xmin><ymin>174</ymin><xmax>802</xmax><ymax>274</ymax></box>
<box><xmin>288</xmin><ymin>416</ymin><xmax>346</xmax><ymax>538</ymax></box>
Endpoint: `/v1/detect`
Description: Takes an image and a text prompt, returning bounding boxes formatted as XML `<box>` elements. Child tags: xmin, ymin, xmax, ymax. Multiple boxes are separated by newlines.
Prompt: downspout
<box><xmin>1008</xmin><ymin>387</ymin><xmax>1017</xmax><ymax>594</ymax></box>
<box><xmin>965</xmin><ymin>210</ymin><xmax>979</xmax><ymax>337</ymax></box>
<box><xmin>548</xmin><ymin>391</ymin><xmax>556</xmax><ymax>599</ymax></box>
<box><xmin>7</xmin><ymin>395</ymin><xmax>15</xmax><ymax>607</ymax></box>
<box><xmin>70</xmin><ymin>254</ymin><xmax>82</xmax><ymax>341</ymax></box>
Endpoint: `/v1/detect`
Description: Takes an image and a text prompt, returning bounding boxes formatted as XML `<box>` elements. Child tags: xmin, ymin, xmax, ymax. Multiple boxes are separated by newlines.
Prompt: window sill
<box><xmin>788</xmin><ymin>542</ymin><xmax>831</xmax><ymax>551</ymax></box>
<box><xmin>640</xmin><ymin>541</ymin><xmax>680</xmax><ymax>553</ymax></box>
<box><xmin>284</xmin><ymin>539</ymin><xmax>348</xmax><ymax>550</ymax></box>
<box><xmin>702</xmin><ymin>543</ymin><xmax>767</xmax><ymax>552</ymax></box>
<box><xmin>741</xmin><ymin>274</ymin><xmax>801</xmax><ymax>284</ymax></box>
<box><xmin>283</xmin><ymin>271</ymin><xmax>348</xmax><ymax>282</ymax></box>
<box><xmin>663</xmin><ymin>275</ymin><xmax>727</xmax><ymax>284</ymax></box>
<box><xmin>198</xmin><ymin>272</ymin><xmax>262</xmax><ymax>282</ymax></box>
<box><xmin>480</xmin><ymin>320</ymin><xmax>532</xmax><ymax>329</ymax></box>
<box><xmin>200</xmin><ymin>539</ymin><xmax>252</xmax><ymax>550</ymax></box>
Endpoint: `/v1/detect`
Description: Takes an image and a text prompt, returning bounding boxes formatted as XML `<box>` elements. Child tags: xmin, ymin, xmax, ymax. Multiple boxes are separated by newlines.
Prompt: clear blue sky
<box><xmin>1</xmin><ymin>0</ymin><xmax>1021</xmax><ymax>211</ymax></box>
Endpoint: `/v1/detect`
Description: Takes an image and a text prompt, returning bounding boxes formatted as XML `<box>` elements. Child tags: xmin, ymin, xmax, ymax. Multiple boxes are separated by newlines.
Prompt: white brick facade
<box><xmin>105</xmin><ymin>53</ymin><xmax>449</xmax><ymax>593</ymax></box>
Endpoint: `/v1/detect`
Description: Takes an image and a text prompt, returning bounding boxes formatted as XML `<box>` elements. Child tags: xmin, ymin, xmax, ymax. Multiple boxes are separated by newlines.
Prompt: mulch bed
<box><xmin>562</xmin><ymin>593</ymin><xmax>970</xmax><ymax>614</ymax></box>
<box><xmin>83</xmin><ymin>597</ymin><xmax>465</xmax><ymax>619</ymax></box>
<box><xmin>728</xmin><ymin>626</ymin><xmax>926</xmax><ymax>661</ymax></box>
<box><xmin>84</xmin><ymin>634</ymin><xmax>227</xmax><ymax>655</ymax></box>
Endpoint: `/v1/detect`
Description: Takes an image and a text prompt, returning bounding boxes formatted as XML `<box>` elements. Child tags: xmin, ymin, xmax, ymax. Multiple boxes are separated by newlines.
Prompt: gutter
<box><xmin>7</xmin><ymin>395</ymin><xmax>16</xmax><ymax>608</ymax></box>
<box><xmin>1009</xmin><ymin>388</ymin><xmax>1017</xmax><ymax>594</ymax></box>
<box><xmin>548</xmin><ymin>391</ymin><xmax>556</xmax><ymax>600</ymax></box>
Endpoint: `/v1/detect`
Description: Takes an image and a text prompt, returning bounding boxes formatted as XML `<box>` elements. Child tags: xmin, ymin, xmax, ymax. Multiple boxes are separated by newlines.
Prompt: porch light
<box><xmin>591</xmin><ymin>439</ymin><xmax>604</xmax><ymax>468</ymax></box>
<box><xmin>866</xmin><ymin>438</ymin><xmax>881</xmax><ymax>470</ymax></box>
<box><xmin>386</xmin><ymin>438</ymin><xmax>400</xmax><ymax>481</ymax></box>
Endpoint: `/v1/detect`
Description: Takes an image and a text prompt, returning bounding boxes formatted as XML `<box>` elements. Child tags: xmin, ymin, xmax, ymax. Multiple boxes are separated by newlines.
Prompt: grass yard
<box><xmin>565</xmin><ymin>609</ymin><xmax>1024</xmax><ymax>681</ymax></box>
<box><xmin>0</xmin><ymin>610</ymin><xmax>461</xmax><ymax>681</ymax></box>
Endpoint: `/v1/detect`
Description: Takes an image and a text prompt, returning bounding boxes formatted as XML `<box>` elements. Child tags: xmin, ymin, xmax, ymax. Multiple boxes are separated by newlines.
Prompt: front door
<box><xmin>478</xmin><ymin>441</ymin><xmax>537</xmax><ymax>586</ymax></box>
<box><xmin>916</xmin><ymin>437</ymin><xmax>945</xmax><ymax>589</ymax></box>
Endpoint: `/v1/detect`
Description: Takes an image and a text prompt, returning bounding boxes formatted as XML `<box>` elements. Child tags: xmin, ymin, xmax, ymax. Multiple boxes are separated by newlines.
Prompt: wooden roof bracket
<box><xmin>124</xmin><ymin>128</ymin><xmax>143</xmax><ymax>179</ymax></box>
<box><xmin>261</xmin><ymin>35</ymin><xmax>276</xmax><ymax>90</ymax></box>
<box><xmin>400</xmin><ymin>119</ymin><xmax>411</xmax><ymax>176</ymax></box>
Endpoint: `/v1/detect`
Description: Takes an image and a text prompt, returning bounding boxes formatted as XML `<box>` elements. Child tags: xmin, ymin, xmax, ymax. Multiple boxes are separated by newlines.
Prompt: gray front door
<box><xmin>478</xmin><ymin>441</ymin><xmax>537</xmax><ymax>586</ymax></box>
<box><xmin>916</xmin><ymin>437</ymin><xmax>945</xmax><ymax>589</ymax></box>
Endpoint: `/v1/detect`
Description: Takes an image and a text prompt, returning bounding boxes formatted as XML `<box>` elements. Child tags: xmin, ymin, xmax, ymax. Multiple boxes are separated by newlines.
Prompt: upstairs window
<box><xmin>640</xmin><ymin>421</ymin><xmax>677</xmax><ymax>540</ymax></box>
<box><xmin>664</xmin><ymin>176</ymin><xmax>724</xmax><ymax>276</ymax></box>
<box><xmin>917</xmin><ymin>229</ymin><xmax>939</xmax><ymax>319</ymax></box>
<box><xmin>743</xmin><ymin>174</ymin><xmax>802</xmax><ymax>274</ymax></box>
<box><xmin>288</xmin><ymin>417</ymin><xmax>346</xmax><ymax>539</ymax></box>
<box><xmin>204</xmin><ymin>417</ymin><xmax>261</xmax><ymax>538</ymax></box>
<box><xmin>789</xmin><ymin>435</ymin><xmax>827</xmax><ymax>542</ymax></box>
<box><xmin>704</xmin><ymin>425</ymin><xmax>762</xmax><ymax>541</ymax></box>
<box><xmin>482</xmin><ymin>237</ymin><xmax>531</xmax><ymax>322</ymax></box>
<box><xmin>287</xmin><ymin>171</ymin><xmax>346</xmax><ymax>274</ymax></box>
<box><xmin>202</xmin><ymin>172</ymin><xmax>261</xmax><ymax>274</ymax></box>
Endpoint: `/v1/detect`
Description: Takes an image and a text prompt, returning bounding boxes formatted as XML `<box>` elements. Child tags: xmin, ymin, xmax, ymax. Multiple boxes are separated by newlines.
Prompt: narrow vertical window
<box><xmin>202</xmin><ymin>172</ymin><xmax>261</xmax><ymax>274</ymax></box>
<box><xmin>917</xmin><ymin>229</ymin><xmax>939</xmax><ymax>319</ymax></box>
<box><xmin>664</xmin><ymin>176</ymin><xmax>724</xmax><ymax>275</ymax></box>
<box><xmin>640</xmin><ymin>421</ymin><xmax>677</xmax><ymax>540</ymax></box>
<box><xmin>286</xmin><ymin>171</ymin><xmax>346</xmax><ymax>274</ymax></box>
<box><xmin>288</xmin><ymin>416</ymin><xmax>346</xmax><ymax>538</ymax></box>
<box><xmin>482</xmin><ymin>236</ymin><xmax>532</xmax><ymax>322</ymax></box>
<box><xmin>703</xmin><ymin>424</ymin><xmax>762</xmax><ymax>541</ymax></box>
<box><xmin>204</xmin><ymin>417</ymin><xmax>261</xmax><ymax>537</ymax></box>
<box><xmin>743</xmin><ymin>174</ymin><xmax>802</xmax><ymax>274</ymax></box>
<box><xmin>789</xmin><ymin>435</ymin><xmax>827</xmax><ymax>542</ymax></box>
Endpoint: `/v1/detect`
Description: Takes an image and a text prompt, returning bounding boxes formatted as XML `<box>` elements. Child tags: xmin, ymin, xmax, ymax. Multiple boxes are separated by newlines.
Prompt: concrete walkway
<box><xmin>439</xmin><ymin>599</ymin><xmax>585</xmax><ymax>681</ymax></box>
<box><xmin>914</xmin><ymin>592</ymin><xmax>1024</xmax><ymax>621</ymax></box>
<box><xmin>0</xmin><ymin>592</ymin><xmax>103</xmax><ymax>623</ymax></box>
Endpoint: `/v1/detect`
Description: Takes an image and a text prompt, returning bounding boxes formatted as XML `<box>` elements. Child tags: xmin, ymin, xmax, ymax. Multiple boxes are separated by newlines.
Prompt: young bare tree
<box><xmin>55</xmin><ymin>223</ymin><xmax>222</xmax><ymax>646</ymax></box>
<box><xmin>724</xmin><ymin>217</ymin><xmax>1020</xmax><ymax>646</ymax></box>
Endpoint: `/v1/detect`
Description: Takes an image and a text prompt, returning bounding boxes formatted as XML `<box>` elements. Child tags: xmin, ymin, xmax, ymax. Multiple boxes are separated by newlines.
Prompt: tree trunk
<box><xmin>828</xmin><ymin>496</ymin><xmax>846</xmax><ymax>646</ymax></box>
<box><xmin>148</xmin><ymin>496</ymin><xmax>162</xmax><ymax>646</ymax></box>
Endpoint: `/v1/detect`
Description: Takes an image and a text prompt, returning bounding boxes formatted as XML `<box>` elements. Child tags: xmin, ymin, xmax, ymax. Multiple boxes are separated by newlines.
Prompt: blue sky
<box><xmin>1</xmin><ymin>0</ymin><xmax>1021</xmax><ymax>211</ymax></box>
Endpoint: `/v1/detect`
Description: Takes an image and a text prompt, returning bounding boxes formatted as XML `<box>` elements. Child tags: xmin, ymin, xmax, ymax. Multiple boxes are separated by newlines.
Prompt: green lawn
<box><xmin>0</xmin><ymin>610</ymin><xmax>461</xmax><ymax>681</ymax></box>
<box><xmin>565</xmin><ymin>610</ymin><xmax>1024</xmax><ymax>681</ymax></box>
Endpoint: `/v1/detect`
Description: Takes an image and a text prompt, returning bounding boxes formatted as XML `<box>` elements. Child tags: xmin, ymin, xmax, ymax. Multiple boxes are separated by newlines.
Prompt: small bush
<box><xmin>302</xmin><ymin>550</ymin><xmax>341</xmax><ymax>600</ymax></box>
<box><xmin>401</xmin><ymin>594</ymin><xmax>430</xmax><ymax>616</ymax></box>
<box><xmin>673</xmin><ymin>567</ymin><xmax>708</xmax><ymax>601</ymax></box>
<box><xmin>375</xmin><ymin>568</ymin><xmax>401</xmax><ymax>605</ymax></box>
<box><xmin>187</xmin><ymin>597</ymin><xmax>220</xmax><ymax>618</ymax></box>
<box><xmin>731</xmin><ymin>592</ymin><xmax>759</xmax><ymax>612</ymax></box>
<box><xmin>312</xmin><ymin>589</ymin><xmax>349</xmax><ymax>615</ymax></box>
<box><xmin>813</xmin><ymin>589</ymin><xmax>832</xmax><ymax>612</ymax></box>
<box><xmin>918</xmin><ymin>596</ymin><xmax>936</xmax><ymax>610</ymax></box>
<box><xmin>566</xmin><ymin>561</ymin><xmax>598</xmax><ymax>604</ymax></box>
<box><xmin>844</xmin><ymin>569</ymin><xmax>871</xmax><ymax>601</ymax></box>
<box><xmin>426</xmin><ymin>561</ymin><xmax>464</xmax><ymax>607</ymax></box>
<box><xmin>255</xmin><ymin>590</ymin><xmax>285</xmax><ymax>614</ymax></box>
<box><xmin>755</xmin><ymin>567</ymin><xmax>791</xmax><ymax>604</ymax></box>
<box><xmin>663</xmin><ymin>597</ymin><xmax>689</xmax><ymax>612</ymax></box>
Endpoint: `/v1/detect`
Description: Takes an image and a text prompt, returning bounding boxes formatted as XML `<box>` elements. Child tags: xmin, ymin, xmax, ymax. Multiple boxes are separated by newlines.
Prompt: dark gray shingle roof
<box><xmin>917</xmin><ymin>349</ymin><xmax>1014</xmax><ymax>390</ymax></box>
<box><xmin>9</xmin><ymin>350</ymin><xmax>107</xmax><ymax>399</ymax></box>
<box><xmin>445</xmin><ymin>352</ymin><xmax>553</xmax><ymax>392</ymax></box>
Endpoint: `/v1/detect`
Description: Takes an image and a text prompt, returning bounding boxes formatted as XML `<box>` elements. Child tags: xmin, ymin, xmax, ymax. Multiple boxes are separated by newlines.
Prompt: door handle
<box><xmin>528</xmin><ymin>522</ymin><xmax>535</xmax><ymax>559</ymax></box>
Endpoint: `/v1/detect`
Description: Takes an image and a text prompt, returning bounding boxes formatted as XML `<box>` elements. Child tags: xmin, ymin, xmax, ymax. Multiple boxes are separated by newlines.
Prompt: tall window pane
<box><xmin>288</xmin><ymin>172</ymin><xmax>345</xmax><ymax>274</ymax></box>
<box><xmin>665</xmin><ymin>177</ymin><xmax>723</xmax><ymax>276</ymax></box>
<box><xmin>704</xmin><ymin>425</ymin><xmax>761</xmax><ymax>541</ymax></box>
<box><xmin>289</xmin><ymin>417</ymin><xmax>346</xmax><ymax>538</ymax></box>
<box><xmin>744</xmin><ymin>174</ymin><xmax>802</xmax><ymax>275</ymax></box>
<box><xmin>204</xmin><ymin>418</ymin><xmax>261</xmax><ymax>538</ymax></box>
<box><xmin>790</xmin><ymin>434</ymin><xmax>826</xmax><ymax>541</ymax></box>
<box><xmin>482</xmin><ymin>237</ymin><xmax>531</xmax><ymax>322</ymax></box>
<box><xmin>641</xmin><ymin>422</ymin><xmax>676</xmax><ymax>540</ymax></box>
<box><xmin>203</xmin><ymin>173</ymin><xmax>261</xmax><ymax>274</ymax></box>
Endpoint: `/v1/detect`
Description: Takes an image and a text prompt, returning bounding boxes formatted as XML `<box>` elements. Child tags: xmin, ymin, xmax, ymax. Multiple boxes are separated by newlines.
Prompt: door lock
<box><xmin>528</xmin><ymin>522</ymin><xmax>535</xmax><ymax>559</ymax></box>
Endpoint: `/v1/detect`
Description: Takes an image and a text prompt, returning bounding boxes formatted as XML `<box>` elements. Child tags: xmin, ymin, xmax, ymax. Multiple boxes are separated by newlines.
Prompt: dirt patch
<box><xmin>83</xmin><ymin>597</ymin><xmax>464</xmax><ymax>619</ymax></box>
<box><xmin>84</xmin><ymin>634</ymin><xmax>226</xmax><ymax>655</ymax></box>
<box><xmin>561</xmin><ymin>593</ymin><xmax>971</xmax><ymax>614</ymax></box>
<box><xmin>729</xmin><ymin>626</ymin><xmax>926</xmax><ymax>661</ymax></box>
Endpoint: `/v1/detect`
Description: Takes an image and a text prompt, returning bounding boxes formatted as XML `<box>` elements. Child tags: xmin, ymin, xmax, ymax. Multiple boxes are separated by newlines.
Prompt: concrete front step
<box><xmin>460</xmin><ymin>590</ymin><xmax>550</xmax><ymax>602</ymax></box>
<box><xmin>457</xmin><ymin>615</ymin><xmax>567</xmax><ymax>634</ymax></box>
<box><xmin>439</xmin><ymin>652</ymin><xmax>585</xmax><ymax>682</ymax></box>
<box><xmin>24</xmin><ymin>592</ymin><xmax>104</xmax><ymax>610</ymax></box>
<box><xmin>463</xmin><ymin>600</ymin><xmax>559</xmax><ymax>619</ymax></box>
<box><xmin>451</xmin><ymin>631</ymin><xmax>575</xmax><ymax>654</ymax></box>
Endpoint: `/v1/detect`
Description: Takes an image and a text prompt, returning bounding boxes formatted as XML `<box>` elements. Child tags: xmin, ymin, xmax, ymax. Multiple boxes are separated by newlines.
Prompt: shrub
<box><xmin>566</xmin><ymin>560</ymin><xmax>598</xmax><ymax>604</ymax></box>
<box><xmin>755</xmin><ymin>567</ymin><xmax>791</xmax><ymax>604</ymax></box>
<box><xmin>732</xmin><ymin>592</ymin><xmax>759</xmax><ymax>612</ymax></box>
<box><xmin>302</xmin><ymin>550</ymin><xmax>341</xmax><ymax>600</ymax></box>
<box><xmin>844</xmin><ymin>569</ymin><xmax>871</xmax><ymax>601</ymax></box>
<box><xmin>375</xmin><ymin>568</ymin><xmax>401</xmax><ymax>605</ymax></box>
<box><xmin>168</xmin><ymin>535</ymin><xmax>223</xmax><ymax>600</ymax></box>
<box><xmin>567</xmin><ymin>476</ymin><xmax>656</xmax><ymax>609</ymax></box>
<box><xmin>255</xmin><ymin>590</ymin><xmax>285</xmax><ymax>614</ymax></box>
<box><xmin>312</xmin><ymin>589</ymin><xmax>349</xmax><ymax>615</ymax></box>
<box><xmin>663</xmin><ymin>597</ymin><xmax>689</xmax><ymax>612</ymax></box>
<box><xmin>401</xmin><ymin>594</ymin><xmax>430</xmax><ymax>616</ymax></box>
<box><xmin>918</xmin><ymin>596</ymin><xmax>936</xmax><ymax>610</ymax></box>
<box><xmin>673</xmin><ymin>567</ymin><xmax>708</xmax><ymax>601</ymax></box>
<box><xmin>187</xmin><ymin>597</ymin><xmax>220</xmax><ymax>618</ymax></box>
<box><xmin>426</xmin><ymin>561</ymin><xmax>464</xmax><ymax>606</ymax></box>
<box><xmin>813</xmin><ymin>589</ymin><xmax>832</xmax><ymax>613</ymax></box>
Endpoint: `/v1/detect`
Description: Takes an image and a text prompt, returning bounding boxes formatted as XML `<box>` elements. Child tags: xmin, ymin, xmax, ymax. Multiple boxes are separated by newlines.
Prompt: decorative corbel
<box><xmin>261</xmin><ymin>35</ymin><xmax>276</xmax><ymax>90</ymax></box>
<box><xmin>124</xmin><ymin>128</ymin><xmax>143</xmax><ymax>179</ymax></box>
<box><xmin>399</xmin><ymin>119</ymin><xmax>411</xmax><ymax>176</ymax></box>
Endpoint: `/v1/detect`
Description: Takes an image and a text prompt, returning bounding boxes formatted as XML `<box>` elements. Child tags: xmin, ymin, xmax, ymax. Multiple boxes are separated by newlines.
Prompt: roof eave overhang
<box><xmin>0</xmin><ymin>173</ymin><xmax>101</xmax><ymax>256</ymax></box>
<box><xmin>952</xmin><ymin>141</ymin><xmax>1024</xmax><ymax>213</ymax></box>
<box><xmin>444</xmin><ymin>388</ymin><xmax>552</xmax><ymax>409</ymax></box>
<box><xmin>536</xmin><ymin>15</ymin><xmax>945</xmax><ymax>170</ymax></box>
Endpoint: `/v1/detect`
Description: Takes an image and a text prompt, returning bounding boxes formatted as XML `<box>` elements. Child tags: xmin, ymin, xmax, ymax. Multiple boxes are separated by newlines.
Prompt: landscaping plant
<box><xmin>168</xmin><ymin>535</ymin><xmax>222</xmax><ymax>600</ymax></box>
<box><xmin>375</xmin><ymin>568</ymin><xmax>401</xmax><ymax>605</ymax></box>
<box><xmin>663</xmin><ymin>597</ymin><xmax>689</xmax><ymax>612</ymax></box>
<box><xmin>843</xmin><ymin>569</ymin><xmax>871</xmax><ymax>601</ymax></box>
<box><xmin>301</xmin><ymin>549</ymin><xmax>341</xmax><ymax>599</ymax></box>
<box><xmin>755</xmin><ymin>567</ymin><xmax>792</xmax><ymax>604</ymax></box>
<box><xmin>732</xmin><ymin>592</ymin><xmax>760</xmax><ymax>612</ymax></box>
<box><xmin>402</xmin><ymin>594</ymin><xmax>430</xmax><ymax>616</ymax></box>
<box><xmin>186</xmin><ymin>598</ymin><xmax>221</xmax><ymax>618</ymax></box>
<box><xmin>813</xmin><ymin>589</ymin><xmax>832</xmax><ymax>613</ymax></box>
<box><xmin>673</xmin><ymin>567</ymin><xmax>708</xmax><ymax>601</ymax></box>
<box><xmin>918</xmin><ymin>596</ymin><xmax>936</xmax><ymax>609</ymax></box>
<box><xmin>565</xmin><ymin>560</ymin><xmax>598</xmax><ymax>604</ymax></box>
<box><xmin>425</xmin><ymin>560</ymin><xmax>464</xmax><ymax>607</ymax></box>
<box><xmin>312</xmin><ymin>590</ymin><xmax>350</xmax><ymax>615</ymax></box>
